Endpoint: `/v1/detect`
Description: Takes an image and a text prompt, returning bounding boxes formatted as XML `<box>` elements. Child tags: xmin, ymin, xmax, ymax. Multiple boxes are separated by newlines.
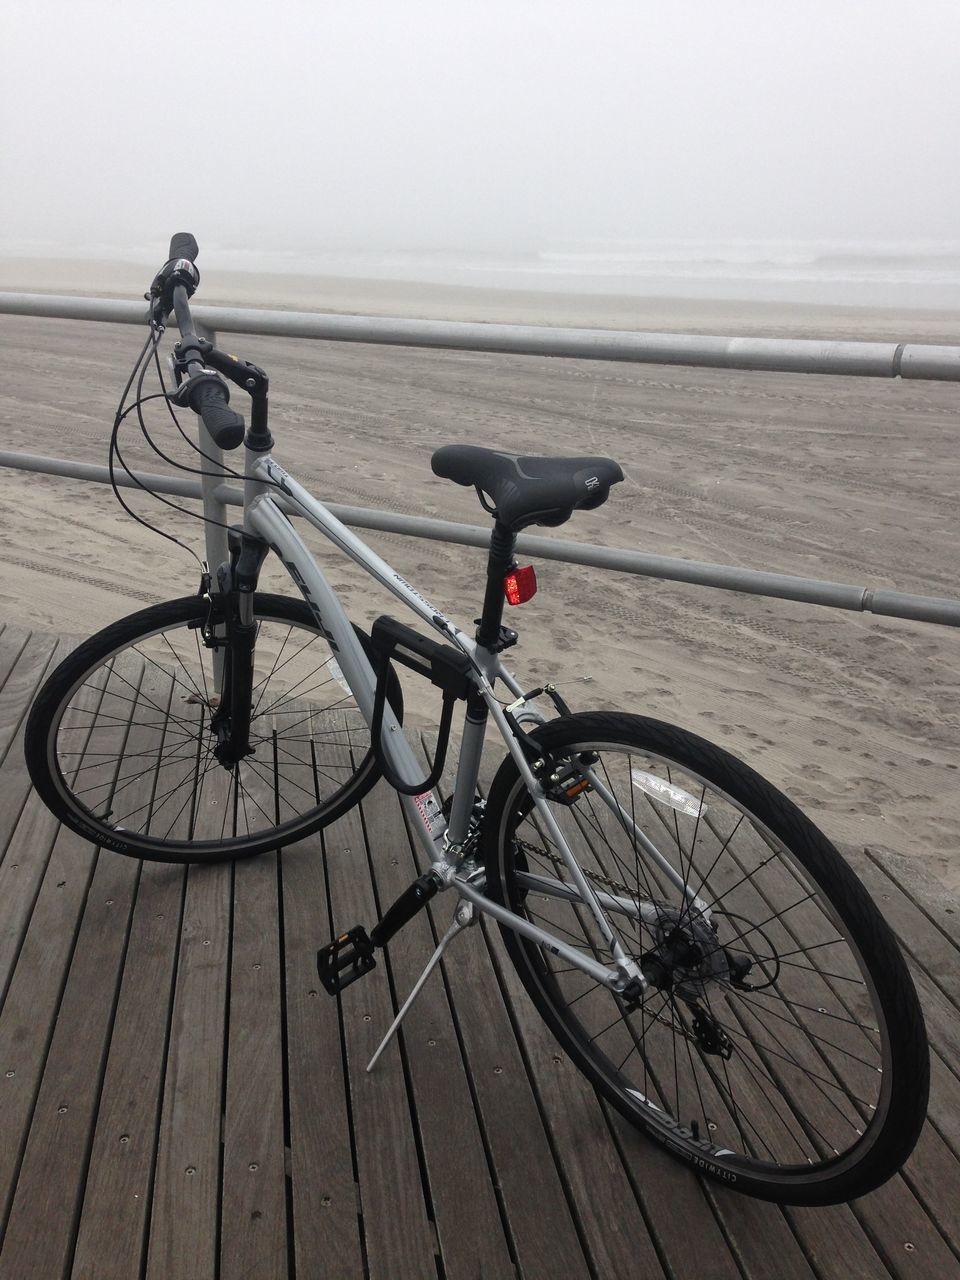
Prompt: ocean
<box><xmin>3</xmin><ymin>237</ymin><xmax>960</xmax><ymax>310</ymax></box>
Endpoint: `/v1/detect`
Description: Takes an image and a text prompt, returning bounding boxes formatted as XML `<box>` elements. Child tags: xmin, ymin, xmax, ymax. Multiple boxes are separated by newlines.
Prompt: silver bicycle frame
<box><xmin>240</xmin><ymin>448</ymin><xmax>690</xmax><ymax>994</ymax></box>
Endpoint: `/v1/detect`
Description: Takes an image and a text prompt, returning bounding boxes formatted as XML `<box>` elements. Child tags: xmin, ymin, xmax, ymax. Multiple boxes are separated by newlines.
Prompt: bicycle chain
<box><xmin>513</xmin><ymin>839</ymin><xmax>711</xmax><ymax>937</ymax></box>
<box><xmin>514</xmin><ymin>837</ymin><xmax>640</xmax><ymax>901</ymax></box>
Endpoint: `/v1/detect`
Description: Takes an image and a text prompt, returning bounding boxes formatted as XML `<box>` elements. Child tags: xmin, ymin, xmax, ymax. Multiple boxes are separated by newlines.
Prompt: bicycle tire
<box><xmin>25</xmin><ymin>593</ymin><xmax>402</xmax><ymax>863</ymax></box>
<box><xmin>482</xmin><ymin>711</ymin><xmax>929</xmax><ymax>1204</ymax></box>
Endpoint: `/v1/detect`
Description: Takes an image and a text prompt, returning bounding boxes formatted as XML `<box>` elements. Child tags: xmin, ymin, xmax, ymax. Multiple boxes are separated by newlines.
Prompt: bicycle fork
<box><xmin>205</xmin><ymin>528</ymin><xmax>270</xmax><ymax>768</ymax></box>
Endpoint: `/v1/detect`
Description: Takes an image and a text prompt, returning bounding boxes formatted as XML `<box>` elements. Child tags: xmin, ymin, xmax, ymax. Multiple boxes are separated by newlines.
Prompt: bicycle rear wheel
<box><xmin>26</xmin><ymin>592</ymin><xmax>401</xmax><ymax>863</ymax></box>
<box><xmin>483</xmin><ymin>712</ymin><xmax>929</xmax><ymax>1204</ymax></box>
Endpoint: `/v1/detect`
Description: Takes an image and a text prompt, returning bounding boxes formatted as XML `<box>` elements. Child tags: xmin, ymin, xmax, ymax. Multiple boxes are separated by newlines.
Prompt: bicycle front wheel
<box><xmin>26</xmin><ymin>593</ymin><xmax>401</xmax><ymax>863</ymax></box>
<box><xmin>483</xmin><ymin>712</ymin><xmax>928</xmax><ymax>1204</ymax></box>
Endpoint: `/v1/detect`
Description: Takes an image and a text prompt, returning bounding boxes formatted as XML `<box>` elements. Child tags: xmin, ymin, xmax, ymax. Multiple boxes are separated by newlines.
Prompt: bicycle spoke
<box><xmin>500</xmin><ymin>728</ymin><xmax>903</xmax><ymax>1184</ymax></box>
<box><xmin>50</xmin><ymin>606</ymin><xmax>380</xmax><ymax>851</ymax></box>
<box><xmin>716</xmin><ymin>1006</ymin><xmax>874</xmax><ymax>1115</ymax></box>
<box><xmin>256</xmin><ymin>671</ymin><xmax>343</xmax><ymax>720</ymax></box>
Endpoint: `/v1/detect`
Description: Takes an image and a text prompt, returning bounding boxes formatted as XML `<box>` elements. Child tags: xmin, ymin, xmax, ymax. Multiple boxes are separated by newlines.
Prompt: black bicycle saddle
<box><xmin>431</xmin><ymin>445</ymin><xmax>623</xmax><ymax>531</ymax></box>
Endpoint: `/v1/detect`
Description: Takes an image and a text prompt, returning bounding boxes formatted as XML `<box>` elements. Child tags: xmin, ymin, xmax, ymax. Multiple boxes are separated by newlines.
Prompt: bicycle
<box><xmin>24</xmin><ymin>234</ymin><xmax>929</xmax><ymax>1205</ymax></box>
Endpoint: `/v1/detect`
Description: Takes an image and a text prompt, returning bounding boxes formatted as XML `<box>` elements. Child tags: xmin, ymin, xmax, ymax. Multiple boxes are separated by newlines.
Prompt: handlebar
<box><xmin>189</xmin><ymin>375</ymin><xmax>246</xmax><ymax>450</ymax></box>
<box><xmin>148</xmin><ymin>235</ymin><xmax>247</xmax><ymax>450</ymax></box>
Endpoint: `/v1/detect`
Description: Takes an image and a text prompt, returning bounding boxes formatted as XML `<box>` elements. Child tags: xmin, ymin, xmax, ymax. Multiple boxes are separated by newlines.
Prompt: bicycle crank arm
<box><xmin>317</xmin><ymin>872</ymin><xmax>443</xmax><ymax>996</ymax></box>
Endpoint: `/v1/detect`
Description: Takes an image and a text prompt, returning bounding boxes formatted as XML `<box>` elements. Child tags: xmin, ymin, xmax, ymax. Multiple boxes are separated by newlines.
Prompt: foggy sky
<box><xmin>2</xmin><ymin>0</ymin><xmax>959</xmax><ymax>258</ymax></box>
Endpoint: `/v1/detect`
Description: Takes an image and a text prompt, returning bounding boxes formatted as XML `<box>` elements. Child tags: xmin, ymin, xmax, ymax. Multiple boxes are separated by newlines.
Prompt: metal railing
<box><xmin>3</xmin><ymin>290</ymin><xmax>960</xmax><ymax>379</ymax></box>
<box><xmin>1</xmin><ymin>291</ymin><xmax>958</xmax><ymax>629</ymax></box>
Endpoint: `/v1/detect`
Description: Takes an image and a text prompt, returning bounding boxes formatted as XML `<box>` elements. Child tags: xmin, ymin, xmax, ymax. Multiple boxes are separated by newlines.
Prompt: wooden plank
<box><xmin>0</xmin><ymin>817</ymin><xmax>99</xmax><ymax>1238</ymax></box>
<box><xmin>0</xmin><ymin>646</ymin><xmax>120</xmax><ymax>1012</ymax></box>
<box><xmin>487</xmin><ymin>926</ymin><xmax>671</xmax><ymax>1280</ymax></box>
<box><xmin>304</xmin><ymin>706</ymin><xmax>440</xmax><ymax>1274</ymax></box>
<box><xmin>70</xmin><ymin>859</ymin><xmax>186</xmax><ymax>1280</ymax></box>
<box><xmin>0</xmin><ymin>846</ymin><xmax>139</xmax><ymax>1280</ymax></box>
<box><xmin>0</xmin><ymin>625</ymin><xmax>30</xmax><ymax>713</ymax></box>
<box><xmin>418</xmin><ymin>890</ymin><xmax>592</xmax><ymax>1279</ymax></box>
<box><xmin>212</xmin><ymin>637</ymin><xmax>304</xmax><ymax>1270</ymax></box>
<box><xmin>1</xmin><ymin>613</ymin><xmax>953</xmax><ymax>1279</ymax></box>
<box><xmin>706</xmin><ymin>1187</ymin><xmax>819</xmax><ymax>1280</ymax></box>
<box><xmin>477</xmin><ymin>734</ymin><xmax>884</xmax><ymax>1278</ymax></box>
<box><xmin>0</xmin><ymin>792</ymin><xmax>62</xmax><ymax>1008</ymax></box>
<box><xmin>631</xmin><ymin>795</ymin><xmax>946</xmax><ymax>1275</ymax></box>
<box><xmin>845</xmin><ymin>846</ymin><xmax>960</xmax><ymax>1016</ymax></box>
<box><xmin>417</xmin><ymin>731</ymin><xmax>596</xmax><ymax>1279</ymax></box>
<box><xmin>0</xmin><ymin>660</ymin><xmax>172</xmax><ymax>1276</ymax></box>
<box><xmin>601</xmin><ymin>1107</ymin><xmax>744</xmax><ymax>1279</ymax></box>
<box><xmin>849</xmin><ymin>1160</ymin><xmax>960</xmax><ymax>1280</ymax></box>
<box><xmin>859</xmin><ymin>845</ymin><xmax>960</xmax><ymax>953</ymax></box>
<box><xmin>928</xmin><ymin>1049</ymin><xmax>960</xmax><ymax>1158</ymax></box>
<box><xmin>0</xmin><ymin>663</ymin><xmax>129</xmax><ymax>1242</ymax></box>
<box><xmin>0</xmin><ymin>627</ymin><xmax>56</xmax><ymax>765</ymax></box>
<box><xmin>0</xmin><ymin>627</ymin><xmax>31</xmax><ymax>737</ymax></box>
<box><xmin>888</xmin><ymin>1121</ymin><xmax>960</xmax><ymax>1257</ymax></box>
<box><xmin>320</xmin><ymin>786</ymin><xmax>438</xmax><ymax>1278</ymax></box>
<box><xmin>357</xmin><ymin>781</ymin><xmax>517</xmax><ymax>1280</ymax></box>
<box><xmin>281</xmin><ymin>829</ymin><xmax>365</xmax><ymax>1279</ymax></box>
<box><xmin>919</xmin><ymin>980</ymin><xmax>960</xmax><ymax>1160</ymax></box>
<box><xmin>0</xmin><ymin>629</ymin><xmax>85</xmax><ymax>1116</ymax></box>
<box><xmin>0</xmin><ymin>699</ymin><xmax>50</xmax><ymax>867</ymax></box>
<box><xmin>143</xmin><ymin>853</ymin><xmax>231</xmax><ymax>1279</ymax></box>
<box><xmin>0</xmin><ymin>630</ymin><xmax>68</xmax><ymax>867</ymax></box>
<box><xmin>264</xmin><ymin>698</ymin><xmax>366</xmax><ymax>1278</ymax></box>
<box><xmin>219</xmin><ymin>850</ymin><xmax>289</xmax><ymax>1280</ymax></box>
<box><xmin>67</xmin><ymin>655</ymin><xmax>194</xmax><ymax>1278</ymax></box>
<box><xmin>523</xmin><ymin>772</ymin><xmax>815</xmax><ymax>1275</ymax></box>
<box><xmin>784</xmin><ymin>1202</ymin><xmax>895</xmax><ymax>1280</ymax></box>
<box><xmin>139</xmin><ymin>676</ymin><xmax>235</xmax><ymax>1280</ymax></box>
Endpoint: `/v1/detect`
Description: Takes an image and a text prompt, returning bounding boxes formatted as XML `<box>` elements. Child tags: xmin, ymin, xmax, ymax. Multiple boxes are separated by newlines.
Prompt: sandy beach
<box><xmin>1</xmin><ymin>260</ymin><xmax>958</xmax><ymax>892</ymax></box>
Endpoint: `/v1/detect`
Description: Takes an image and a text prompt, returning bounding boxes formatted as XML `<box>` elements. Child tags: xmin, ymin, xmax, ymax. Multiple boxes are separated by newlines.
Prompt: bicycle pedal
<box><xmin>317</xmin><ymin>925</ymin><xmax>377</xmax><ymax>995</ymax></box>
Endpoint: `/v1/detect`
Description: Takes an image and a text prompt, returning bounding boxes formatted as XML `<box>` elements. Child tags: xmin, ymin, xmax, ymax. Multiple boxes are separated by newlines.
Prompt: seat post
<box><xmin>476</xmin><ymin>520</ymin><xmax>516</xmax><ymax>650</ymax></box>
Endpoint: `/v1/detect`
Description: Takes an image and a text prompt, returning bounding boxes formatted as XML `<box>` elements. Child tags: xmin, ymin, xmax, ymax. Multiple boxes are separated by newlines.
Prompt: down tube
<box><xmin>247</xmin><ymin>495</ymin><xmax>448</xmax><ymax>857</ymax></box>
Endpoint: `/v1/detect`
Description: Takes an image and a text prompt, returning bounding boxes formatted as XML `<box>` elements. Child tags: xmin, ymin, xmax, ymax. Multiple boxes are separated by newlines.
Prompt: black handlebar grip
<box><xmin>190</xmin><ymin>378</ymin><xmax>246</xmax><ymax>450</ymax></box>
<box><xmin>168</xmin><ymin>232</ymin><xmax>199</xmax><ymax>263</ymax></box>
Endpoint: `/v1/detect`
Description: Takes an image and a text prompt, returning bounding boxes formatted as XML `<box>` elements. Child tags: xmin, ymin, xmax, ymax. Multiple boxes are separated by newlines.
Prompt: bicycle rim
<box><xmin>485</xmin><ymin>714</ymin><xmax>927</xmax><ymax>1202</ymax></box>
<box><xmin>35</xmin><ymin>595</ymin><xmax>392</xmax><ymax>861</ymax></box>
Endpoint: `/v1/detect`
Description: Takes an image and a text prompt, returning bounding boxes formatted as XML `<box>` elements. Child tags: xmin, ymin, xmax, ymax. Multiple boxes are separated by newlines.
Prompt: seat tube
<box><xmin>448</xmin><ymin>521</ymin><xmax>515</xmax><ymax>843</ymax></box>
<box><xmin>446</xmin><ymin>692</ymin><xmax>487</xmax><ymax>844</ymax></box>
<box><xmin>476</xmin><ymin>521</ymin><xmax>516</xmax><ymax>650</ymax></box>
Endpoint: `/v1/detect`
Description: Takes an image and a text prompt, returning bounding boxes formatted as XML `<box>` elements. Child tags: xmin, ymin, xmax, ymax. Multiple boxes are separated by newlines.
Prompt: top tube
<box><xmin>250</xmin><ymin>454</ymin><xmax>474</xmax><ymax>647</ymax></box>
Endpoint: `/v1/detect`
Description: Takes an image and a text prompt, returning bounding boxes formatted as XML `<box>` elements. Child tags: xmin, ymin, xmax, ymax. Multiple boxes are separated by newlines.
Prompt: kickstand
<box><xmin>366</xmin><ymin>901</ymin><xmax>474</xmax><ymax>1073</ymax></box>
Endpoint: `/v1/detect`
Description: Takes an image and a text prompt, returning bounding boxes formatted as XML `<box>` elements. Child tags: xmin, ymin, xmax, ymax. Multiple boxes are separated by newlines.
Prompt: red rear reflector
<box><xmin>504</xmin><ymin>565</ymin><xmax>537</xmax><ymax>605</ymax></box>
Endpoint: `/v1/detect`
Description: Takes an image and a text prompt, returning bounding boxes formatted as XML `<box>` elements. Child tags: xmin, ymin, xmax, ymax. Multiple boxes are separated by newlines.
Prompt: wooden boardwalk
<box><xmin>1</xmin><ymin>617</ymin><xmax>958</xmax><ymax>1280</ymax></box>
